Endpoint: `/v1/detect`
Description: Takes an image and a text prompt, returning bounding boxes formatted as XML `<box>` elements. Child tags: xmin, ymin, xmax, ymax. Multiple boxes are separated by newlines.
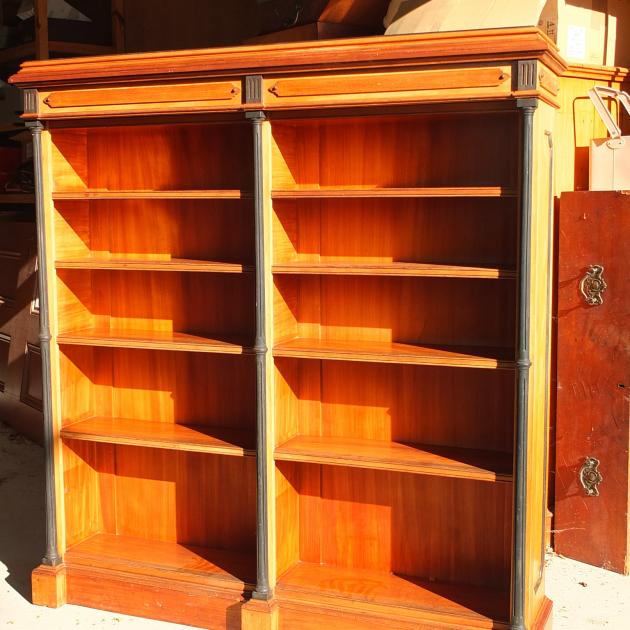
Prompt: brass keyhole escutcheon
<box><xmin>580</xmin><ymin>264</ymin><xmax>607</xmax><ymax>306</ymax></box>
<box><xmin>580</xmin><ymin>457</ymin><xmax>603</xmax><ymax>496</ymax></box>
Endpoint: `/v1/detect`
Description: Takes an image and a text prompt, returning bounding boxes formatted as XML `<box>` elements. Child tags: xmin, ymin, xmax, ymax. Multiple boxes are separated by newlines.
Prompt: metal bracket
<box><xmin>580</xmin><ymin>457</ymin><xmax>603</xmax><ymax>496</ymax></box>
<box><xmin>580</xmin><ymin>264</ymin><xmax>607</xmax><ymax>305</ymax></box>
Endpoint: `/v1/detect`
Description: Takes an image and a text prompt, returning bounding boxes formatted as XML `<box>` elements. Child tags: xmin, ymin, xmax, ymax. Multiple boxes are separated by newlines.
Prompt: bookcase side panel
<box><xmin>524</xmin><ymin>100</ymin><xmax>556</xmax><ymax>625</ymax></box>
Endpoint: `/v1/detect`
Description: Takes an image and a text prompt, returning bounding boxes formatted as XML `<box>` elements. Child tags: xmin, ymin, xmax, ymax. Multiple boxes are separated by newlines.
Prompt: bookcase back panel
<box><xmin>63</xmin><ymin>440</ymin><xmax>256</xmax><ymax>551</ymax></box>
<box><xmin>59</xmin><ymin>346</ymin><xmax>255</xmax><ymax>429</ymax></box>
<box><xmin>51</xmin><ymin>123</ymin><xmax>253</xmax><ymax>191</ymax></box>
<box><xmin>274</xmin><ymin>358</ymin><xmax>514</xmax><ymax>452</ymax></box>
<box><xmin>55</xmin><ymin>200</ymin><xmax>255</xmax><ymax>263</ymax></box>
<box><xmin>276</xmin><ymin>462</ymin><xmax>511</xmax><ymax>589</ymax></box>
<box><xmin>273</xmin><ymin>198</ymin><xmax>516</xmax><ymax>268</ymax></box>
<box><xmin>56</xmin><ymin>270</ymin><xmax>254</xmax><ymax>338</ymax></box>
<box><xmin>274</xmin><ymin>275</ymin><xmax>516</xmax><ymax>349</ymax></box>
<box><xmin>271</xmin><ymin>115</ymin><xmax>517</xmax><ymax>189</ymax></box>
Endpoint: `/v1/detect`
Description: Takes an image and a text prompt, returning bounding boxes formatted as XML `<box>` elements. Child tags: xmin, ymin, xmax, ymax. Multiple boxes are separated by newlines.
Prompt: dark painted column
<box><xmin>511</xmin><ymin>98</ymin><xmax>537</xmax><ymax>630</ymax></box>
<box><xmin>27</xmin><ymin>120</ymin><xmax>61</xmax><ymax>568</ymax></box>
<box><xmin>247</xmin><ymin>110</ymin><xmax>271</xmax><ymax>601</ymax></box>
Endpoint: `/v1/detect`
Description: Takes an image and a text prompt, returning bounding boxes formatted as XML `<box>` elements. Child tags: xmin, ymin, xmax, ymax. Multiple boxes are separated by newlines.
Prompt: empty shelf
<box><xmin>275</xmin><ymin>435</ymin><xmax>512</xmax><ymax>482</ymax></box>
<box><xmin>273</xmin><ymin>261</ymin><xmax>516</xmax><ymax>279</ymax></box>
<box><xmin>58</xmin><ymin>328</ymin><xmax>252</xmax><ymax>354</ymax></box>
<box><xmin>273</xmin><ymin>338</ymin><xmax>515</xmax><ymax>369</ymax></box>
<box><xmin>62</xmin><ymin>417</ymin><xmax>255</xmax><ymax>456</ymax></box>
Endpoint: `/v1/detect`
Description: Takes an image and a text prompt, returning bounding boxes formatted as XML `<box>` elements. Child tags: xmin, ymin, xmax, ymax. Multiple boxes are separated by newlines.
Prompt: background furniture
<box><xmin>0</xmin><ymin>216</ymin><xmax>41</xmax><ymax>442</ymax></box>
<box><xmin>554</xmin><ymin>190</ymin><xmax>629</xmax><ymax>576</ymax></box>
<box><xmin>11</xmin><ymin>27</ymin><xmax>560</xmax><ymax>630</ymax></box>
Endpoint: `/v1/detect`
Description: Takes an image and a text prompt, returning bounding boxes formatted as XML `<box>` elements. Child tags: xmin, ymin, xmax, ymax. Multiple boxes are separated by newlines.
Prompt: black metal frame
<box><xmin>512</xmin><ymin>97</ymin><xmax>537</xmax><ymax>630</ymax></box>
<box><xmin>27</xmin><ymin>120</ymin><xmax>61</xmax><ymax>568</ymax></box>
<box><xmin>247</xmin><ymin>109</ymin><xmax>272</xmax><ymax>601</ymax></box>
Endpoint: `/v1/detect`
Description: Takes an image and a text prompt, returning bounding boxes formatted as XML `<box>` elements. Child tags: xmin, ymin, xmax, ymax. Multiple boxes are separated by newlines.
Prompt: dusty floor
<box><xmin>0</xmin><ymin>421</ymin><xmax>628</xmax><ymax>629</ymax></box>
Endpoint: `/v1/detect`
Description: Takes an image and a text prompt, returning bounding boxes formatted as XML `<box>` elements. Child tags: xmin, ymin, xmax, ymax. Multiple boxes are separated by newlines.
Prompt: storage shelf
<box><xmin>53</xmin><ymin>190</ymin><xmax>252</xmax><ymax>200</ymax></box>
<box><xmin>273</xmin><ymin>262</ymin><xmax>516</xmax><ymax>279</ymax></box>
<box><xmin>57</xmin><ymin>328</ymin><xmax>252</xmax><ymax>354</ymax></box>
<box><xmin>273</xmin><ymin>338</ymin><xmax>515</xmax><ymax>369</ymax></box>
<box><xmin>272</xmin><ymin>186</ymin><xmax>517</xmax><ymax>199</ymax></box>
<box><xmin>56</xmin><ymin>257</ymin><xmax>253</xmax><ymax>273</ymax></box>
<box><xmin>66</xmin><ymin>533</ymin><xmax>255</xmax><ymax>589</ymax></box>
<box><xmin>275</xmin><ymin>436</ymin><xmax>512</xmax><ymax>482</ymax></box>
<box><xmin>277</xmin><ymin>562</ymin><xmax>509</xmax><ymax>626</ymax></box>
<box><xmin>62</xmin><ymin>417</ymin><xmax>255</xmax><ymax>457</ymax></box>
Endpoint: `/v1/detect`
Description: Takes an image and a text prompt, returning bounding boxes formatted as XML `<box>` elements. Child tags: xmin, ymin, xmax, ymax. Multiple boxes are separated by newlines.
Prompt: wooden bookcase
<box><xmin>11</xmin><ymin>27</ymin><xmax>562</xmax><ymax>630</ymax></box>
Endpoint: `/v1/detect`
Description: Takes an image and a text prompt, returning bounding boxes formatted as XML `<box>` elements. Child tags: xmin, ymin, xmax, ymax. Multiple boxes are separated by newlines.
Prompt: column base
<box><xmin>241</xmin><ymin>597</ymin><xmax>279</xmax><ymax>630</ymax></box>
<box><xmin>32</xmin><ymin>563</ymin><xmax>67</xmax><ymax>608</ymax></box>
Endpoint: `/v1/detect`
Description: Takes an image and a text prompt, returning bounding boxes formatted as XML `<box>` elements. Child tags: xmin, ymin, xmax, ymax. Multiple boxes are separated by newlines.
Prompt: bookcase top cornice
<box><xmin>10</xmin><ymin>27</ymin><xmax>566</xmax><ymax>89</ymax></box>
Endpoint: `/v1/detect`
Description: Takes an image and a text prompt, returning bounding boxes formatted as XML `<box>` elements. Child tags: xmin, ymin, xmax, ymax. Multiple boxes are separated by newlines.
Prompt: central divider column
<box><xmin>248</xmin><ymin>109</ymin><xmax>271</xmax><ymax>601</ymax></box>
<box><xmin>241</xmin><ymin>109</ymin><xmax>280</xmax><ymax>629</ymax></box>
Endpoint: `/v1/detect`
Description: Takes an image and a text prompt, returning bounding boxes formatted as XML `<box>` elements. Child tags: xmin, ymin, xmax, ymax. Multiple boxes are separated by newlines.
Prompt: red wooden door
<box><xmin>555</xmin><ymin>191</ymin><xmax>630</xmax><ymax>574</ymax></box>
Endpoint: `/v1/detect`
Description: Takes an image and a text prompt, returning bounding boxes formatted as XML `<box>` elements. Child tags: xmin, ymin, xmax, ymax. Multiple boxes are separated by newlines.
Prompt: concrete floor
<box><xmin>0</xmin><ymin>420</ymin><xmax>628</xmax><ymax>629</ymax></box>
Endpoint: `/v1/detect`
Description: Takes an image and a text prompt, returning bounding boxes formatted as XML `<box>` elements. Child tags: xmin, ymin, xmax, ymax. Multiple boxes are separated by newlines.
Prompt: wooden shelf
<box><xmin>66</xmin><ymin>533</ymin><xmax>255</xmax><ymax>589</ymax></box>
<box><xmin>273</xmin><ymin>338</ymin><xmax>515</xmax><ymax>369</ymax></box>
<box><xmin>57</xmin><ymin>328</ymin><xmax>252</xmax><ymax>354</ymax></box>
<box><xmin>56</xmin><ymin>257</ymin><xmax>253</xmax><ymax>273</ymax></box>
<box><xmin>62</xmin><ymin>417</ymin><xmax>255</xmax><ymax>457</ymax></box>
<box><xmin>277</xmin><ymin>562</ymin><xmax>509</xmax><ymax>626</ymax></box>
<box><xmin>275</xmin><ymin>436</ymin><xmax>512</xmax><ymax>482</ymax></box>
<box><xmin>53</xmin><ymin>190</ymin><xmax>252</xmax><ymax>200</ymax></box>
<box><xmin>0</xmin><ymin>193</ymin><xmax>35</xmax><ymax>205</ymax></box>
<box><xmin>272</xmin><ymin>186</ymin><xmax>517</xmax><ymax>199</ymax></box>
<box><xmin>273</xmin><ymin>262</ymin><xmax>516</xmax><ymax>279</ymax></box>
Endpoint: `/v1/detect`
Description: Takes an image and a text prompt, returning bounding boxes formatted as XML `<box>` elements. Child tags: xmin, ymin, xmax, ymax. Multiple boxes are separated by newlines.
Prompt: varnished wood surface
<box><xmin>274</xmin><ymin>359</ymin><xmax>514</xmax><ymax>454</ymax></box>
<box><xmin>20</xmin><ymin>34</ymin><xmax>560</xmax><ymax>626</ymax></box>
<box><xmin>44</xmin><ymin>81</ymin><xmax>241</xmax><ymax>109</ymax></box>
<box><xmin>272</xmin><ymin>187</ymin><xmax>516</xmax><ymax>198</ymax></box>
<box><xmin>56</xmin><ymin>268</ymin><xmax>255</xmax><ymax>347</ymax></box>
<box><xmin>59</xmin><ymin>346</ymin><xmax>256</xmax><ymax>433</ymax></box>
<box><xmin>274</xmin><ymin>338</ymin><xmax>515</xmax><ymax>369</ymax></box>
<box><xmin>272</xmin><ymin>262</ymin><xmax>516</xmax><ymax>279</ymax></box>
<box><xmin>55</xmin><ymin>199</ymin><xmax>254</xmax><ymax>266</ymax></box>
<box><xmin>275</xmin><ymin>463</ymin><xmax>512</xmax><ymax>591</ymax></box>
<box><xmin>66</xmin><ymin>533</ymin><xmax>256</xmax><ymax>587</ymax></box>
<box><xmin>273</xmin><ymin>198</ymin><xmax>516</xmax><ymax>271</ymax></box>
<box><xmin>9</xmin><ymin>27</ymin><xmax>565</xmax><ymax>89</ymax></box>
<box><xmin>273</xmin><ymin>274</ymin><xmax>515</xmax><ymax>353</ymax></box>
<box><xmin>50</xmin><ymin>124</ymin><xmax>253</xmax><ymax>192</ymax></box>
<box><xmin>58</xmin><ymin>328</ymin><xmax>252</xmax><ymax>354</ymax></box>
<box><xmin>56</xmin><ymin>257</ymin><xmax>253</xmax><ymax>273</ymax></box>
<box><xmin>53</xmin><ymin>190</ymin><xmax>252</xmax><ymax>200</ymax></box>
<box><xmin>555</xmin><ymin>191</ymin><xmax>630</xmax><ymax>575</ymax></box>
<box><xmin>63</xmin><ymin>441</ymin><xmax>257</xmax><ymax>554</ymax></box>
<box><xmin>65</xmin><ymin>565</ymin><xmax>245</xmax><ymax>630</ymax></box>
<box><xmin>275</xmin><ymin>435</ymin><xmax>512</xmax><ymax>482</ymax></box>
<box><xmin>276</xmin><ymin>562</ymin><xmax>509</xmax><ymax>624</ymax></box>
<box><xmin>61</xmin><ymin>417</ymin><xmax>256</xmax><ymax>456</ymax></box>
<box><xmin>271</xmin><ymin>115</ymin><xmax>517</xmax><ymax>191</ymax></box>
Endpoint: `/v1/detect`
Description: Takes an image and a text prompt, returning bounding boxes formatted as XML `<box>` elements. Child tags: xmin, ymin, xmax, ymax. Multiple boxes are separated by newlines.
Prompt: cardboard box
<box><xmin>384</xmin><ymin>0</ymin><xmax>628</xmax><ymax>67</ymax></box>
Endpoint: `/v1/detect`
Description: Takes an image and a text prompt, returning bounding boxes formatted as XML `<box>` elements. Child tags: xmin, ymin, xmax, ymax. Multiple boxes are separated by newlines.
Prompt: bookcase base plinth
<box><xmin>63</xmin><ymin>563</ymin><xmax>248</xmax><ymax>630</ymax></box>
<box><xmin>278</xmin><ymin>602</ymin><xmax>510</xmax><ymax>630</ymax></box>
<box><xmin>241</xmin><ymin>598</ymin><xmax>280</xmax><ymax>630</ymax></box>
<box><xmin>31</xmin><ymin>564</ymin><xmax>67</xmax><ymax>608</ymax></box>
